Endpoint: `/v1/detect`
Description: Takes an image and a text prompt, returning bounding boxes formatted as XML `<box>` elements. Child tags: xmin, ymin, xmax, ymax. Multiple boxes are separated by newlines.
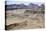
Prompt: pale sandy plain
<box><xmin>6</xmin><ymin>9</ymin><xmax>45</xmax><ymax>30</ymax></box>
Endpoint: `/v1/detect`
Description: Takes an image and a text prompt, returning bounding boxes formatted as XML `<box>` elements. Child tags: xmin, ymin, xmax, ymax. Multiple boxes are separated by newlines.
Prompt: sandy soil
<box><xmin>5</xmin><ymin>9</ymin><xmax>45</xmax><ymax>30</ymax></box>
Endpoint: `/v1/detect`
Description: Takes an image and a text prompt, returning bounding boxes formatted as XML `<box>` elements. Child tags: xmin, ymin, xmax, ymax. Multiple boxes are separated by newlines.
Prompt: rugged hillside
<box><xmin>5</xmin><ymin>3</ymin><xmax>45</xmax><ymax>10</ymax></box>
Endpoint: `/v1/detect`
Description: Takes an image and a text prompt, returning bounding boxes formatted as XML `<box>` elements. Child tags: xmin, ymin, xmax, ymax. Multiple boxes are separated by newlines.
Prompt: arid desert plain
<box><xmin>5</xmin><ymin>9</ymin><xmax>45</xmax><ymax>30</ymax></box>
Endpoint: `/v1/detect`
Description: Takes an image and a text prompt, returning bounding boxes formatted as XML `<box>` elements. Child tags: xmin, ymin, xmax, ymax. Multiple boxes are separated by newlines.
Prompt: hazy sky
<box><xmin>5</xmin><ymin>0</ymin><xmax>45</xmax><ymax>5</ymax></box>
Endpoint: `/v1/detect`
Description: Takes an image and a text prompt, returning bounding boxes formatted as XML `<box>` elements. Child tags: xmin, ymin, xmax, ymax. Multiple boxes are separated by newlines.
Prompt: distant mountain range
<box><xmin>5</xmin><ymin>3</ymin><xmax>45</xmax><ymax>10</ymax></box>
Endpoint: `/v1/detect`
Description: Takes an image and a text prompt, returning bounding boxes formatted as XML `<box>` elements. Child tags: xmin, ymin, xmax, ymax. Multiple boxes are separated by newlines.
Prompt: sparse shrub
<box><xmin>24</xmin><ymin>10</ymin><xmax>33</xmax><ymax>13</ymax></box>
<box><xmin>11</xmin><ymin>14</ymin><xmax>16</xmax><ymax>17</ymax></box>
<box><xmin>33</xmin><ymin>11</ymin><xmax>37</xmax><ymax>14</ymax></box>
<box><xmin>41</xmin><ymin>10</ymin><xmax>45</xmax><ymax>14</ymax></box>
